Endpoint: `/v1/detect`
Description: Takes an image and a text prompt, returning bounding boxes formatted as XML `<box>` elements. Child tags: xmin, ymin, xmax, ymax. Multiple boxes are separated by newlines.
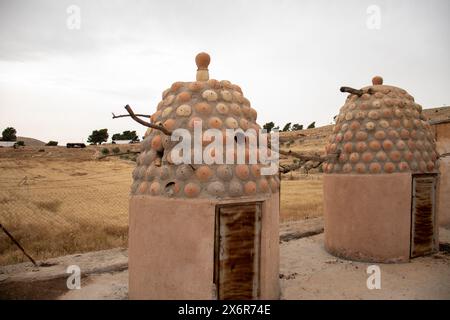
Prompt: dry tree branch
<box><xmin>112</xmin><ymin>105</ymin><xmax>172</xmax><ymax>136</ymax></box>
<box><xmin>340</xmin><ymin>87</ymin><xmax>374</xmax><ymax>97</ymax></box>
<box><xmin>112</xmin><ymin>112</ymin><xmax>151</xmax><ymax>119</ymax></box>
<box><xmin>278</xmin><ymin>149</ymin><xmax>341</xmax><ymax>174</ymax></box>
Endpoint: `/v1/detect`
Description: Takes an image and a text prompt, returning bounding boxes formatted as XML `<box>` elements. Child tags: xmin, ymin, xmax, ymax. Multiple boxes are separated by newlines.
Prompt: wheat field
<box><xmin>0</xmin><ymin>146</ymin><xmax>323</xmax><ymax>265</ymax></box>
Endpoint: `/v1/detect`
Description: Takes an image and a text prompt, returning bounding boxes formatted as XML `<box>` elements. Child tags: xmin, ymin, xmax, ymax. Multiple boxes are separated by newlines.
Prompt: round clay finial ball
<box><xmin>195</xmin><ymin>52</ymin><xmax>210</xmax><ymax>70</ymax></box>
<box><xmin>372</xmin><ymin>76</ymin><xmax>383</xmax><ymax>85</ymax></box>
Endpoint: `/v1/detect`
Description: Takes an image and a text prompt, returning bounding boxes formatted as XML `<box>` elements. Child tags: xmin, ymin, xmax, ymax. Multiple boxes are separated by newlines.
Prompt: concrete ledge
<box><xmin>0</xmin><ymin>248</ymin><xmax>128</xmax><ymax>299</ymax></box>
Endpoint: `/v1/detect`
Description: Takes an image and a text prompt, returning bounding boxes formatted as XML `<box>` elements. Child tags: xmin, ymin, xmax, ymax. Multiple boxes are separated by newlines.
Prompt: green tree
<box><xmin>307</xmin><ymin>122</ymin><xmax>316</xmax><ymax>129</ymax></box>
<box><xmin>291</xmin><ymin>123</ymin><xmax>303</xmax><ymax>131</ymax></box>
<box><xmin>112</xmin><ymin>130</ymin><xmax>139</xmax><ymax>142</ymax></box>
<box><xmin>262</xmin><ymin>122</ymin><xmax>275</xmax><ymax>133</ymax></box>
<box><xmin>87</xmin><ymin>129</ymin><xmax>109</xmax><ymax>145</ymax></box>
<box><xmin>282</xmin><ymin>122</ymin><xmax>292</xmax><ymax>132</ymax></box>
<box><xmin>2</xmin><ymin>127</ymin><xmax>17</xmax><ymax>141</ymax></box>
<box><xmin>46</xmin><ymin>141</ymin><xmax>58</xmax><ymax>146</ymax></box>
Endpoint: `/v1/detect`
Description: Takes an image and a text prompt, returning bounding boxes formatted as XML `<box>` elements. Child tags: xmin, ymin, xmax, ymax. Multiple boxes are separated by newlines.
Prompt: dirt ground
<box><xmin>2</xmin><ymin>222</ymin><xmax>449</xmax><ymax>300</ymax></box>
<box><xmin>280</xmin><ymin>232</ymin><xmax>450</xmax><ymax>300</ymax></box>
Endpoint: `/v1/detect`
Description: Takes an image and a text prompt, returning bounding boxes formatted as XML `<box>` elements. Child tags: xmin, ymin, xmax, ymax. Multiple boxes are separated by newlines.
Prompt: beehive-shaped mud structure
<box><xmin>131</xmin><ymin>55</ymin><xmax>279</xmax><ymax>198</ymax></box>
<box><xmin>129</xmin><ymin>53</ymin><xmax>280</xmax><ymax>299</ymax></box>
<box><xmin>323</xmin><ymin>76</ymin><xmax>440</xmax><ymax>263</ymax></box>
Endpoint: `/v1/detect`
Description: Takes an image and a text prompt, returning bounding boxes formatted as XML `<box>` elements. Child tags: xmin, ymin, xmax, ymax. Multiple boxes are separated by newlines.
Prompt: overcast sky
<box><xmin>0</xmin><ymin>0</ymin><xmax>449</xmax><ymax>144</ymax></box>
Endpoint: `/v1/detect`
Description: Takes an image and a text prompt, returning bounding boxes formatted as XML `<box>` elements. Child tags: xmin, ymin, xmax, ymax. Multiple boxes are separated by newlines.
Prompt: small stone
<box><xmin>343</xmin><ymin>130</ymin><xmax>353</xmax><ymax>141</ymax></box>
<box><xmin>343</xmin><ymin>142</ymin><xmax>353</xmax><ymax>153</ymax></box>
<box><xmin>162</xmin><ymin>107</ymin><xmax>173</xmax><ymax>118</ymax></box>
<box><xmin>362</xmin><ymin>151</ymin><xmax>374</xmax><ymax>163</ymax></box>
<box><xmin>365</xmin><ymin>122</ymin><xmax>376</xmax><ymax>131</ymax></box>
<box><xmin>176</xmin><ymin>164</ymin><xmax>194</xmax><ymax>180</ymax></box>
<box><xmin>151</xmin><ymin>135</ymin><xmax>163</xmax><ymax>151</ymax></box>
<box><xmin>244</xmin><ymin>181</ymin><xmax>257</xmax><ymax>195</ymax></box>
<box><xmin>188</xmin><ymin>81</ymin><xmax>204</xmax><ymax>91</ymax></box>
<box><xmin>149</xmin><ymin>182</ymin><xmax>161</xmax><ymax>195</ymax></box>
<box><xmin>384</xmin><ymin>162</ymin><xmax>395</xmax><ymax>173</ymax></box>
<box><xmin>355</xmin><ymin>131</ymin><xmax>368</xmax><ymax>141</ymax></box>
<box><xmin>184</xmin><ymin>183</ymin><xmax>200</xmax><ymax>198</ymax></box>
<box><xmin>369</xmin><ymin>163</ymin><xmax>381</xmax><ymax>174</ymax></box>
<box><xmin>138</xmin><ymin>182</ymin><xmax>149</xmax><ymax>194</ymax></box>
<box><xmin>163</xmin><ymin>118</ymin><xmax>176</xmax><ymax>132</ymax></box>
<box><xmin>176</xmin><ymin>91</ymin><xmax>191</xmax><ymax>103</ymax></box>
<box><xmin>398</xmin><ymin>162</ymin><xmax>409</xmax><ymax>171</ymax></box>
<box><xmin>202</xmin><ymin>90</ymin><xmax>218</xmax><ymax>101</ymax></box>
<box><xmin>194</xmin><ymin>102</ymin><xmax>212</xmax><ymax>114</ymax></box>
<box><xmin>163</xmin><ymin>95</ymin><xmax>175</xmax><ymax>106</ymax></box>
<box><xmin>355</xmin><ymin>163</ymin><xmax>366</xmax><ymax>174</ymax></box>
<box><xmin>382</xmin><ymin>139</ymin><xmax>394</xmax><ymax>151</ymax></box>
<box><xmin>376</xmin><ymin>151</ymin><xmax>387</xmax><ymax>161</ymax></box>
<box><xmin>221</xmin><ymin>90</ymin><xmax>233</xmax><ymax>102</ymax></box>
<box><xmin>229</xmin><ymin>180</ymin><xmax>243</xmax><ymax>196</ymax></box>
<box><xmin>225</xmin><ymin>117</ymin><xmax>239</xmax><ymax>129</ymax></box>
<box><xmin>235</xmin><ymin>164</ymin><xmax>250</xmax><ymax>180</ymax></box>
<box><xmin>350</xmin><ymin>121</ymin><xmax>360</xmax><ymax>131</ymax></box>
<box><xmin>342</xmin><ymin>163</ymin><xmax>353</xmax><ymax>173</ymax></box>
<box><xmin>207</xmin><ymin>181</ymin><xmax>225</xmax><ymax>196</ymax></box>
<box><xmin>355</xmin><ymin>142</ymin><xmax>367</xmax><ymax>152</ymax></box>
<box><xmin>368</xmin><ymin>110</ymin><xmax>380</xmax><ymax>120</ymax></box>
<box><xmin>349</xmin><ymin>152</ymin><xmax>360</xmax><ymax>163</ymax></box>
<box><xmin>259</xmin><ymin>179</ymin><xmax>270</xmax><ymax>192</ymax></box>
<box><xmin>216</xmin><ymin>103</ymin><xmax>229</xmax><ymax>115</ymax></box>
<box><xmin>229</xmin><ymin>103</ymin><xmax>241</xmax><ymax>116</ymax></box>
<box><xmin>216</xmin><ymin>165</ymin><xmax>233</xmax><ymax>181</ymax></box>
<box><xmin>239</xmin><ymin>118</ymin><xmax>250</xmax><ymax>130</ymax></box>
<box><xmin>375</xmin><ymin>130</ymin><xmax>387</xmax><ymax>140</ymax></box>
<box><xmin>208</xmin><ymin>117</ymin><xmax>223</xmax><ymax>129</ymax></box>
<box><xmin>389</xmin><ymin>150</ymin><xmax>402</xmax><ymax>162</ymax></box>
<box><xmin>196</xmin><ymin>166</ymin><xmax>213</xmax><ymax>182</ymax></box>
<box><xmin>176</xmin><ymin>104</ymin><xmax>192</xmax><ymax>117</ymax></box>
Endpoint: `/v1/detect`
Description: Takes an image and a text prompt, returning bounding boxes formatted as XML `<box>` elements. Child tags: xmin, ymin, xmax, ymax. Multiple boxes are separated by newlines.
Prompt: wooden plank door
<box><xmin>214</xmin><ymin>203</ymin><xmax>262</xmax><ymax>300</ymax></box>
<box><xmin>411</xmin><ymin>174</ymin><xmax>437</xmax><ymax>258</ymax></box>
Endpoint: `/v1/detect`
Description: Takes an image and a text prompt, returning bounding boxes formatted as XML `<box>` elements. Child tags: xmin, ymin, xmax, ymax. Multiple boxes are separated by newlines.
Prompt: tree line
<box><xmin>0</xmin><ymin>126</ymin><xmax>140</xmax><ymax>146</ymax></box>
<box><xmin>262</xmin><ymin>121</ymin><xmax>315</xmax><ymax>133</ymax></box>
<box><xmin>87</xmin><ymin>129</ymin><xmax>140</xmax><ymax>145</ymax></box>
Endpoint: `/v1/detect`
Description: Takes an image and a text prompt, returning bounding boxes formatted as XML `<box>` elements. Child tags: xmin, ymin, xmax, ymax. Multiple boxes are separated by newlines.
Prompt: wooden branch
<box><xmin>340</xmin><ymin>86</ymin><xmax>363</xmax><ymax>96</ymax></box>
<box><xmin>340</xmin><ymin>87</ymin><xmax>374</xmax><ymax>96</ymax></box>
<box><xmin>123</xmin><ymin>105</ymin><xmax>172</xmax><ymax>136</ymax></box>
<box><xmin>1</xmin><ymin>223</ymin><xmax>37</xmax><ymax>266</ymax></box>
<box><xmin>278</xmin><ymin>149</ymin><xmax>341</xmax><ymax>173</ymax></box>
<box><xmin>112</xmin><ymin>112</ymin><xmax>151</xmax><ymax>119</ymax></box>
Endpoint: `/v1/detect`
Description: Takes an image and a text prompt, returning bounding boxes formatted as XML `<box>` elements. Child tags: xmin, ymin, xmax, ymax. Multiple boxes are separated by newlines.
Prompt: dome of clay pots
<box><xmin>131</xmin><ymin>53</ymin><xmax>279</xmax><ymax>198</ymax></box>
<box><xmin>324</xmin><ymin>76</ymin><xmax>439</xmax><ymax>174</ymax></box>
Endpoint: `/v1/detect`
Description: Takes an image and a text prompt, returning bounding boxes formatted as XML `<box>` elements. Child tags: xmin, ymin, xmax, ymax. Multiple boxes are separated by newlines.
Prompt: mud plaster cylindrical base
<box><xmin>323</xmin><ymin>173</ymin><xmax>413</xmax><ymax>263</ymax></box>
<box><xmin>128</xmin><ymin>194</ymin><xmax>280</xmax><ymax>300</ymax></box>
<box><xmin>438</xmin><ymin>157</ymin><xmax>450</xmax><ymax>228</ymax></box>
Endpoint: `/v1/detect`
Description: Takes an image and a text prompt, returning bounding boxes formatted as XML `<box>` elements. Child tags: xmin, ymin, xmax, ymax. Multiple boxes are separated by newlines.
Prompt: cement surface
<box><xmin>1</xmin><ymin>226</ymin><xmax>449</xmax><ymax>300</ymax></box>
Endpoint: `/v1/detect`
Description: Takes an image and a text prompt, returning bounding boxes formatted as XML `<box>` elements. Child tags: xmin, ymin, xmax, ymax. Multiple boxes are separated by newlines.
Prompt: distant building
<box><xmin>113</xmin><ymin>140</ymin><xmax>135</xmax><ymax>145</ymax></box>
<box><xmin>0</xmin><ymin>141</ymin><xmax>16</xmax><ymax>147</ymax></box>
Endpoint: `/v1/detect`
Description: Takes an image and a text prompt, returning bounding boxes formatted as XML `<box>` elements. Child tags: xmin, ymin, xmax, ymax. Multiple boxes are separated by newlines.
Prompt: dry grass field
<box><xmin>0</xmin><ymin>145</ymin><xmax>325</xmax><ymax>266</ymax></box>
<box><xmin>0</xmin><ymin>146</ymin><xmax>135</xmax><ymax>265</ymax></box>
